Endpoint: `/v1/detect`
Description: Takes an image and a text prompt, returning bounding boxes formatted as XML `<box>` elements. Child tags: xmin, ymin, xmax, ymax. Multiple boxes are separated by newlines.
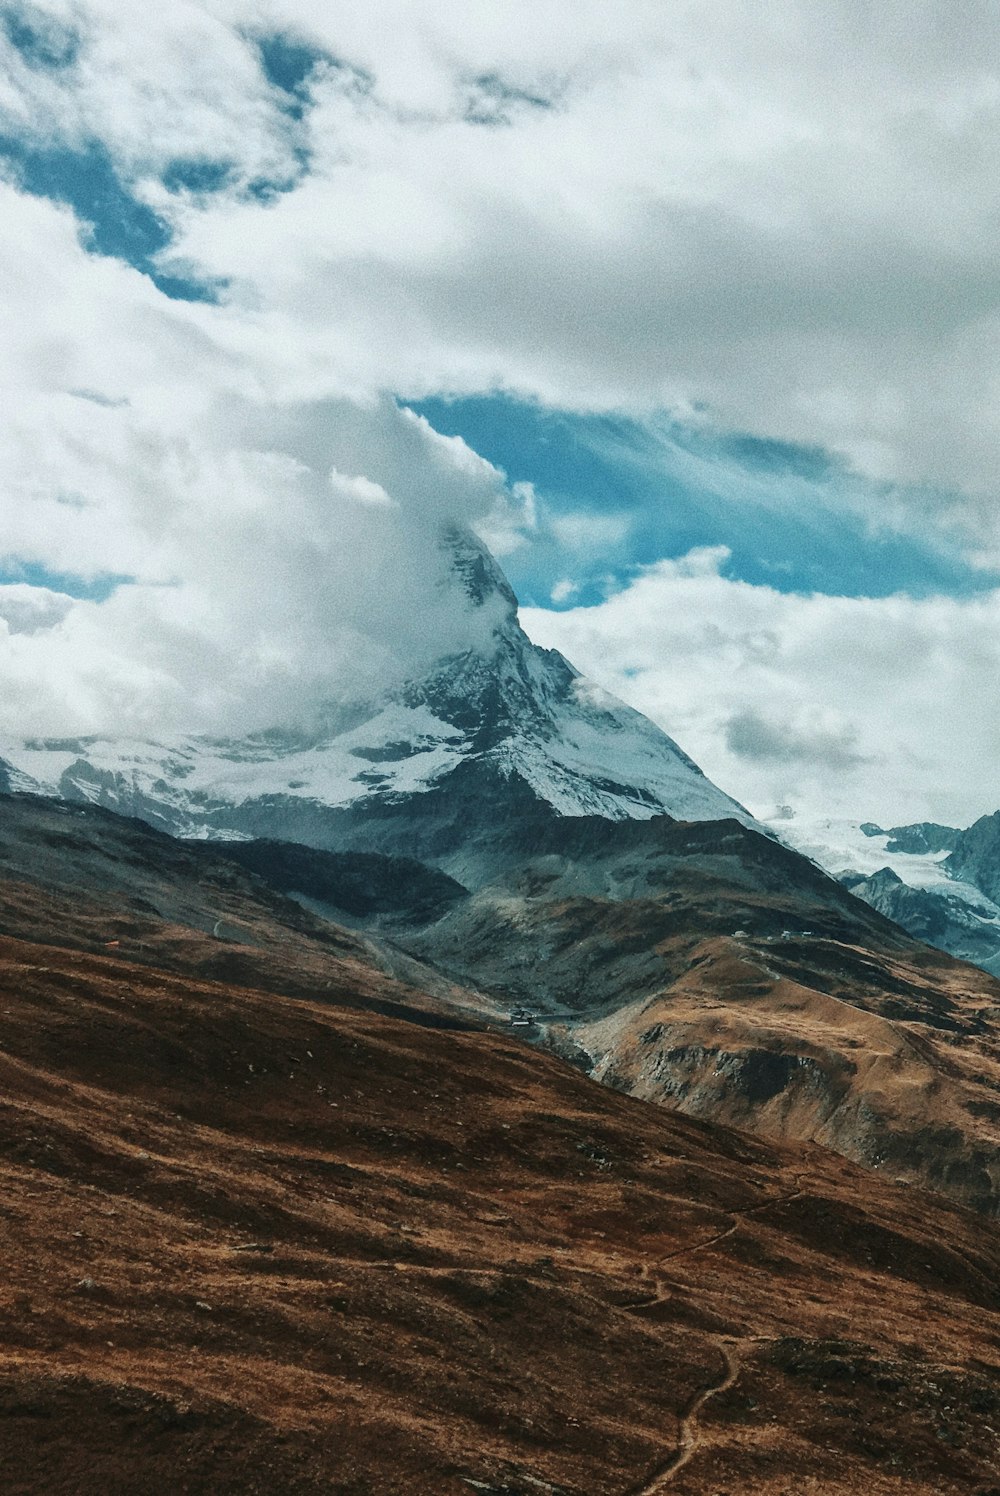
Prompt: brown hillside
<box><xmin>0</xmin><ymin>930</ymin><xmax>998</xmax><ymax>1494</ymax></box>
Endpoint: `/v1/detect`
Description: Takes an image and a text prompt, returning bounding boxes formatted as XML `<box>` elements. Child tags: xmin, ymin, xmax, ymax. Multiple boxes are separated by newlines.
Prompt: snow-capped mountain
<box><xmin>0</xmin><ymin>529</ymin><xmax>753</xmax><ymax>868</ymax></box>
<box><xmin>768</xmin><ymin>811</ymin><xmax>1000</xmax><ymax>977</ymax></box>
<box><xmin>763</xmin><ymin>814</ymin><xmax>962</xmax><ymax>890</ymax></box>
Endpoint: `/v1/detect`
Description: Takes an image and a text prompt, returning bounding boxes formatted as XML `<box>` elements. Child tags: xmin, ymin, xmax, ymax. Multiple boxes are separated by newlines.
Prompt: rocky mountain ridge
<box><xmin>0</xmin><ymin>530</ymin><xmax>752</xmax><ymax>853</ymax></box>
<box><xmin>11</xmin><ymin>784</ymin><xmax>997</xmax><ymax>1220</ymax></box>
<box><xmin>4</xmin><ymin>524</ymin><xmax>1000</xmax><ymax>1221</ymax></box>
<box><xmin>5</xmin><ymin>531</ymin><xmax>1000</xmax><ymax>1216</ymax></box>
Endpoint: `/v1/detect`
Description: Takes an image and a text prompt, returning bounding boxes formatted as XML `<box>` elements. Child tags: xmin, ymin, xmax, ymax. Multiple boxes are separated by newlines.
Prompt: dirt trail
<box><xmin>1</xmin><ymin>909</ymin><xmax>999</xmax><ymax>1494</ymax></box>
<box><xmin>627</xmin><ymin>1337</ymin><xmax>741</xmax><ymax>1494</ymax></box>
<box><xmin>623</xmin><ymin>1182</ymin><xmax>805</xmax><ymax>1491</ymax></box>
<box><xmin>631</xmin><ymin>1181</ymin><xmax>806</xmax><ymax>1304</ymax></box>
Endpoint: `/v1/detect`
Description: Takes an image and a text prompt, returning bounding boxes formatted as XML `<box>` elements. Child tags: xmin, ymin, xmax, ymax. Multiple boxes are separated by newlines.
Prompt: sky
<box><xmin>3</xmin><ymin>1</ymin><xmax>1000</xmax><ymax>825</ymax></box>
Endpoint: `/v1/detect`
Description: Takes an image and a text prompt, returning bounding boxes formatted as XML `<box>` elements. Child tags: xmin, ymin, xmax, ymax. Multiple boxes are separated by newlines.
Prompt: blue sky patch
<box><xmin>161</xmin><ymin>158</ymin><xmax>235</xmax><ymax>196</ymax></box>
<box><xmin>0</xmin><ymin>560</ymin><xmax>129</xmax><ymax>603</ymax></box>
<box><xmin>241</xmin><ymin>33</ymin><xmax>350</xmax><ymax>195</ymax></box>
<box><xmin>257</xmin><ymin>33</ymin><xmax>328</xmax><ymax>99</ymax></box>
<box><xmin>0</xmin><ymin>133</ymin><xmax>223</xmax><ymax>301</ymax></box>
<box><xmin>2</xmin><ymin>2</ymin><xmax>78</xmax><ymax>70</ymax></box>
<box><xmin>412</xmin><ymin>394</ymin><xmax>999</xmax><ymax>609</ymax></box>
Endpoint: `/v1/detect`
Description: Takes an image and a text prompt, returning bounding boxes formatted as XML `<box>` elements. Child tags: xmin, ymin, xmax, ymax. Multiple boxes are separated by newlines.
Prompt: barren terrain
<box><xmin>0</xmin><ymin>799</ymin><xmax>998</xmax><ymax>1490</ymax></box>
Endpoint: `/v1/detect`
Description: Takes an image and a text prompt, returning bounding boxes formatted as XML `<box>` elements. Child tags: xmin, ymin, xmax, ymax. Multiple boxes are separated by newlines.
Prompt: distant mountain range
<box><xmin>775</xmin><ymin>813</ymin><xmax>1000</xmax><ymax>977</ymax></box>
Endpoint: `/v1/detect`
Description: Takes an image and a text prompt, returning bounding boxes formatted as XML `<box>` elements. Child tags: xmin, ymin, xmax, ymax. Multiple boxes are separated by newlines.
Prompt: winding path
<box><xmin>316</xmin><ymin>1177</ymin><xmax>807</xmax><ymax>1496</ymax></box>
<box><xmin>623</xmin><ymin>1178</ymin><xmax>806</xmax><ymax>1493</ymax></box>
<box><xmin>625</xmin><ymin>1336</ymin><xmax>741</xmax><ymax>1494</ymax></box>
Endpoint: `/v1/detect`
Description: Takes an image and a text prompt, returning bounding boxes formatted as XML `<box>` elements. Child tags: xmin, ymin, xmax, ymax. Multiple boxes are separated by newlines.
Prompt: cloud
<box><xmin>3</xmin><ymin>1</ymin><xmax>1000</xmax><ymax>535</ymax></box>
<box><xmin>0</xmin><ymin>193</ymin><xmax>519</xmax><ymax>732</ymax></box>
<box><xmin>0</xmin><ymin>1</ymin><xmax>303</xmax><ymax>185</ymax></box>
<box><xmin>724</xmin><ymin>707</ymin><xmax>866</xmax><ymax>771</ymax></box>
<box><xmin>0</xmin><ymin>389</ymin><xmax>515</xmax><ymax>736</ymax></box>
<box><xmin>549</xmin><ymin>511</ymin><xmax>633</xmax><ymax>553</ymax></box>
<box><xmin>522</xmin><ymin>548</ymin><xmax>1000</xmax><ymax>826</ymax></box>
<box><xmin>328</xmin><ymin>468</ymin><xmax>394</xmax><ymax>507</ymax></box>
<box><xmin>2</xmin><ymin>3</ymin><xmax>79</xmax><ymax>71</ymax></box>
<box><xmin>4</xmin><ymin>0</ymin><xmax>1000</xmax><ymax>821</ymax></box>
<box><xmin>0</xmin><ymin>583</ymin><xmax>74</xmax><ymax>634</ymax></box>
<box><xmin>0</xmin><ymin>165</ymin><xmax>560</xmax><ymax>742</ymax></box>
<box><xmin>461</xmin><ymin>71</ymin><xmax>562</xmax><ymax>128</ymax></box>
<box><xmin>84</xmin><ymin>0</ymin><xmax>991</xmax><ymax>538</ymax></box>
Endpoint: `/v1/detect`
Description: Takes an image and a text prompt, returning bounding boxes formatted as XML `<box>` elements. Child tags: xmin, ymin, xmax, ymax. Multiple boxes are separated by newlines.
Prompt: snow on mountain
<box><xmin>764</xmin><ymin>813</ymin><xmax>961</xmax><ymax>890</ymax></box>
<box><xmin>0</xmin><ymin>755</ymin><xmax>43</xmax><ymax>797</ymax></box>
<box><xmin>0</xmin><ymin>529</ymin><xmax>754</xmax><ymax>843</ymax></box>
<box><xmin>765</xmin><ymin>810</ymin><xmax>1000</xmax><ymax>975</ymax></box>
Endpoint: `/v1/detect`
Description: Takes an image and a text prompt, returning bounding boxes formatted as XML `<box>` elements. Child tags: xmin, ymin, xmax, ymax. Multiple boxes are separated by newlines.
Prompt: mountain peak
<box><xmin>0</xmin><ymin>537</ymin><xmax>756</xmax><ymax>857</ymax></box>
<box><xmin>441</xmin><ymin>525</ymin><xmax>518</xmax><ymax>619</ymax></box>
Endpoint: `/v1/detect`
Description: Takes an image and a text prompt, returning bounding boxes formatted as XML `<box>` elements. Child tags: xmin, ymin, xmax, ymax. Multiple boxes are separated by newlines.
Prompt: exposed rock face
<box><xmin>216</xmin><ymin>839</ymin><xmax>468</xmax><ymax>926</ymax></box>
<box><xmin>844</xmin><ymin>865</ymin><xmax>1000</xmax><ymax>977</ymax></box>
<box><xmin>862</xmin><ymin>821</ymin><xmax>961</xmax><ymax>855</ymax></box>
<box><xmin>571</xmin><ymin>935</ymin><xmax>1000</xmax><ymax>1216</ymax></box>
<box><xmin>885</xmin><ymin>822</ymin><xmax>961</xmax><ymax>854</ymax></box>
<box><xmin>780</xmin><ymin>813</ymin><xmax>1000</xmax><ymax>980</ymax></box>
<box><xmin>946</xmin><ymin>810</ymin><xmax>1000</xmax><ymax>903</ymax></box>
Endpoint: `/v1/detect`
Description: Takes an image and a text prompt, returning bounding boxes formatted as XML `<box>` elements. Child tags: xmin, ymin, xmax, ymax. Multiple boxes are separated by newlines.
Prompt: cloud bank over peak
<box><xmin>0</xmin><ymin>165</ymin><xmax>534</xmax><ymax>742</ymax></box>
<box><xmin>0</xmin><ymin>379</ymin><xmax>528</xmax><ymax>737</ymax></box>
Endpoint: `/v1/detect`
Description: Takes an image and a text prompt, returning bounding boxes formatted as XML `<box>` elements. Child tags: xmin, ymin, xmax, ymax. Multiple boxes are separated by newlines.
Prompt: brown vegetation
<box><xmin>0</xmin><ymin>926</ymin><xmax>999</xmax><ymax>1493</ymax></box>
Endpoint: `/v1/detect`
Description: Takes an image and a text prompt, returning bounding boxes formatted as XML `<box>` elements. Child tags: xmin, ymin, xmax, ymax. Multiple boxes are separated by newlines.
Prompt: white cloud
<box><xmin>0</xmin><ymin>0</ymin><xmax>302</xmax><ymax>185</ymax></box>
<box><xmin>6</xmin><ymin>1</ymin><xmax>1000</xmax><ymax>527</ymax></box>
<box><xmin>106</xmin><ymin>0</ymin><xmax>1000</xmax><ymax>537</ymax></box>
<box><xmin>0</xmin><ymin>388</ymin><xmax>514</xmax><ymax>735</ymax></box>
<box><xmin>0</xmin><ymin>188</ymin><xmax>516</xmax><ymax>734</ymax></box>
<box><xmin>549</xmin><ymin>511</ymin><xmax>633</xmax><ymax>554</ymax></box>
<box><xmin>522</xmin><ymin>549</ymin><xmax>1000</xmax><ymax>826</ymax></box>
<box><xmin>328</xmin><ymin>468</ymin><xmax>394</xmax><ymax>507</ymax></box>
<box><xmin>3</xmin><ymin>0</ymin><xmax>1000</xmax><ymax>816</ymax></box>
<box><xmin>0</xmin><ymin>583</ymin><xmax>75</xmax><ymax>634</ymax></box>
